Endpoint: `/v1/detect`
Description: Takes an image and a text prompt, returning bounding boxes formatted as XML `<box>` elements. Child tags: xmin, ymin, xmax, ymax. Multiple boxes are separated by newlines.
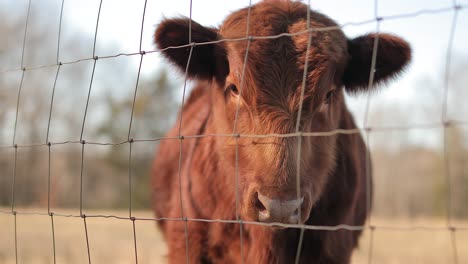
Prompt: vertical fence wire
<box><xmin>14</xmin><ymin>212</ymin><xmax>18</xmax><ymax>264</ymax></box>
<box><xmin>232</xmin><ymin>2</ymin><xmax>253</xmax><ymax>262</ymax></box>
<box><xmin>50</xmin><ymin>213</ymin><xmax>57</xmax><ymax>264</ymax></box>
<box><xmin>362</xmin><ymin>0</ymin><xmax>381</xmax><ymax>262</ymax></box>
<box><xmin>19</xmin><ymin>0</ymin><xmax>32</xmax><ymax>69</ymax></box>
<box><xmin>127</xmin><ymin>52</ymin><xmax>143</xmax><ymax>219</ymax></box>
<box><xmin>367</xmin><ymin>226</ymin><xmax>375</xmax><ymax>264</ymax></box>
<box><xmin>127</xmin><ymin>51</ymin><xmax>145</xmax><ymax>140</ymax></box>
<box><xmin>46</xmin><ymin>10</ymin><xmax>65</xmax><ymax>263</ymax></box>
<box><xmin>80</xmin><ymin>0</ymin><xmax>103</xmax><ymax>142</ymax></box>
<box><xmin>126</xmin><ymin>2</ymin><xmax>149</xmax><ymax>262</ymax></box>
<box><xmin>10</xmin><ymin>146</ymin><xmax>18</xmax><ymax>213</ymax></box>
<box><xmin>127</xmin><ymin>53</ymin><xmax>145</xmax><ymax>220</ymax></box>
<box><xmin>45</xmin><ymin>67</ymin><xmax>61</xmax><ymax>262</ymax></box>
<box><xmin>188</xmin><ymin>0</ymin><xmax>193</xmax><ymax>44</ymax></box>
<box><xmin>79</xmin><ymin>59</ymin><xmax>97</xmax><ymax>143</ymax></box>
<box><xmin>172</xmin><ymin>5</ymin><xmax>194</xmax><ymax>264</ymax></box>
<box><xmin>293</xmin><ymin>0</ymin><xmax>312</xmax><ymax>262</ymax></box>
<box><xmin>79</xmin><ymin>141</ymin><xmax>86</xmax><ymax>217</ymax></box>
<box><xmin>132</xmin><ymin>218</ymin><xmax>139</xmax><ymax>264</ymax></box>
<box><xmin>79</xmin><ymin>57</ymin><xmax>97</xmax><ymax>217</ymax></box>
<box><xmin>47</xmin><ymin>143</ymin><xmax>52</xmax><ymax>214</ymax></box>
<box><xmin>442</xmin><ymin>4</ymin><xmax>461</xmax><ymax>264</ymax></box>
<box><xmin>10</xmin><ymin>0</ymin><xmax>31</xmax><ymax>147</ymax></box>
<box><xmin>46</xmin><ymin>64</ymin><xmax>61</xmax><ymax>144</ymax></box>
<box><xmin>56</xmin><ymin>0</ymin><xmax>65</xmax><ymax>64</ymax></box>
<box><xmin>83</xmin><ymin>216</ymin><xmax>92</xmax><ymax>264</ymax></box>
<box><xmin>128</xmin><ymin>140</ymin><xmax>134</xmax><ymax>218</ymax></box>
<box><xmin>175</xmin><ymin>14</ymin><xmax>195</xmax><ymax>261</ymax></box>
<box><xmin>128</xmin><ymin>0</ymin><xmax>149</xmax><ymax>141</ymax></box>
<box><xmin>92</xmin><ymin>0</ymin><xmax>104</xmax><ymax>58</ymax></box>
<box><xmin>139</xmin><ymin>0</ymin><xmax>148</xmax><ymax>53</ymax></box>
<box><xmin>10</xmin><ymin>144</ymin><xmax>19</xmax><ymax>264</ymax></box>
<box><xmin>363</xmin><ymin>0</ymin><xmax>381</xmax><ymax>223</ymax></box>
<box><xmin>12</xmin><ymin>70</ymin><xmax>26</xmax><ymax>147</ymax></box>
<box><xmin>9</xmin><ymin>8</ymin><xmax>23</xmax><ymax>253</ymax></box>
<box><xmin>46</xmin><ymin>65</ymin><xmax>61</xmax><ymax>264</ymax></box>
<box><xmin>126</xmin><ymin>42</ymin><xmax>145</xmax><ymax>218</ymax></box>
<box><xmin>293</xmin><ymin>135</ymin><xmax>305</xmax><ymax>264</ymax></box>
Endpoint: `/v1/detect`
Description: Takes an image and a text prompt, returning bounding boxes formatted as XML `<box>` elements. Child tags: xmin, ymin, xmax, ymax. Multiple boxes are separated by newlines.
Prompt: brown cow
<box><xmin>152</xmin><ymin>0</ymin><xmax>411</xmax><ymax>263</ymax></box>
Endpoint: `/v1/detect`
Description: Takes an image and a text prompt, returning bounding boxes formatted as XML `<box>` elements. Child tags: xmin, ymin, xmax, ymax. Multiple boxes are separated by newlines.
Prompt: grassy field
<box><xmin>1</xmin><ymin>208</ymin><xmax>467</xmax><ymax>264</ymax></box>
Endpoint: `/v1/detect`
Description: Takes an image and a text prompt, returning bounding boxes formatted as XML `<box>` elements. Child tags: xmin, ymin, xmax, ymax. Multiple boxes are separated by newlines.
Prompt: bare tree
<box><xmin>0</xmin><ymin>0</ymin><xmax>180</xmax><ymax>209</ymax></box>
<box><xmin>368</xmin><ymin>57</ymin><xmax>468</xmax><ymax>218</ymax></box>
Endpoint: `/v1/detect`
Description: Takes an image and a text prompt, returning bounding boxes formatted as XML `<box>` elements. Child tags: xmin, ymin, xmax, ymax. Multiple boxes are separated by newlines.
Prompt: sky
<box><xmin>64</xmin><ymin>0</ymin><xmax>468</xmax><ymax>73</ymax></box>
<box><xmin>4</xmin><ymin>0</ymin><xmax>468</xmax><ymax>93</ymax></box>
<box><xmin>62</xmin><ymin>0</ymin><xmax>468</xmax><ymax>106</ymax></box>
<box><xmin>2</xmin><ymin>0</ymin><xmax>468</xmax><ymax>147</ymax></box>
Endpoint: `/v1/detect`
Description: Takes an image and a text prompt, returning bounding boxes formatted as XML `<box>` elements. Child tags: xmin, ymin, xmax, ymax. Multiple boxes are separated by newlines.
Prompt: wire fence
<box><xmin>1</xmin><ymin>0</ymin><xmax>467</xmax><ymax>263</ymax></box>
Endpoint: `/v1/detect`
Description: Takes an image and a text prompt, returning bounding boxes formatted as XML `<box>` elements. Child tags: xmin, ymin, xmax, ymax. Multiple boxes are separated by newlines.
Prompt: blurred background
<box><xmin>0</xmin><ymin>0</ymin><xmax>467</xmax><ymax>263</ymax></box>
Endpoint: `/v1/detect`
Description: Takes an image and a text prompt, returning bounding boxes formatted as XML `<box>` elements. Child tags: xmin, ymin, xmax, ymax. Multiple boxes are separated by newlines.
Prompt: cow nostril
<box><xmin>293</xmin><ymin>208</ymin><xmax>299</xmax><ymax>216</ymax></box>
<box><xmin>254</xmin><ymin>192</ymin><xmax>266</xmax><ymax>212</ymax></box>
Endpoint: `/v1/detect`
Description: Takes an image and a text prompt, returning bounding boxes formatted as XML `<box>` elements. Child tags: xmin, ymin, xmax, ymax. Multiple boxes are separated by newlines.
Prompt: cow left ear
<box><xmin>154</xmin><ymin>17</ymin><xmax>229</xmax><ymax>84</ymax></box>
<box><xmin>342</xmin><ymin>33</ymin><xmax>411</xmax><ymax>93</ymax></box>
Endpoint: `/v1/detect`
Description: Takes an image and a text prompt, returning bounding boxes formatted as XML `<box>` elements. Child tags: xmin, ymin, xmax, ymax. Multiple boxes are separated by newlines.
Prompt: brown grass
<box><xmin>1</xmin><ymin>208</ymin><xmax>467</xmax><ymax>264</ymax></box>
<box><xmin>351</xmin><ymin>217</ymin><xmax>468</xmax><ymax>264</ymax></box>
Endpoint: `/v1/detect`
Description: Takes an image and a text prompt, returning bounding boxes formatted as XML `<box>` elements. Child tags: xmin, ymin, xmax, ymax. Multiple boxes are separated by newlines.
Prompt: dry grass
<box><xmin>1</xmin><ymin>208</ymin><xmax>467</xmax><ymax>264</ymax></box>
<box><xmin>351</xmin><ymin>217</ymin><xmax>468</xmax><ymax>264</ymax></box>
<box><xmin>0</xmin><ymin>209</ymin><xmax>167</xmax><ymax>264</ymax></box>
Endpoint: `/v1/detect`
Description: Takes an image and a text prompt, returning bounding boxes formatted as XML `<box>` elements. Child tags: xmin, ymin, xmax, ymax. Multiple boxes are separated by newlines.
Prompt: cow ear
<box><xmin>342</xmin><ymin>33</ymin><xmax>411</xmax><ymax>93</ymax></box>
<box><xmin>154</xmin><ymin>17</ymin><xmax>229</xmax><ymax>83</ymax></box>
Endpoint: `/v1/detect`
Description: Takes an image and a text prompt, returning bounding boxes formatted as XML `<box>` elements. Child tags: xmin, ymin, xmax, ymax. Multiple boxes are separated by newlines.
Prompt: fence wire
<box><xmin>1</xmin><ymin>1</ymin><xmax>467</xmax><ymax>264</ymax></box>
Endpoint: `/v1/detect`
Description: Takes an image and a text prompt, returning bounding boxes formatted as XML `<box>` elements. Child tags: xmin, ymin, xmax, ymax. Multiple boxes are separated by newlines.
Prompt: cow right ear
<box><xmin>154</xmin><ymin>18</ymin><xmax>229</xmax><ymax>84</ymax></box>
<box><xmin>342</xmin><ymin>33</ymin><xmax>411</xmax><ymax>93</ymax></box>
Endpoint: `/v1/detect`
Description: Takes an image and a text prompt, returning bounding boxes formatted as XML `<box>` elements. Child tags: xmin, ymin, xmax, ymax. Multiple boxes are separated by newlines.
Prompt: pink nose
<box><xmin>254</xmin><ymin>192</ymin><xmax>304</xmax><ymax>224</ymax></box>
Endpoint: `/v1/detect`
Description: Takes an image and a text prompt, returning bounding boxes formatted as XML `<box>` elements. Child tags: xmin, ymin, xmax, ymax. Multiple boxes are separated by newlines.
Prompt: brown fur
<box><xmin>152</xmin><ymin>0</ymin><xmax>411</xmax><ymax>263</ymax></box>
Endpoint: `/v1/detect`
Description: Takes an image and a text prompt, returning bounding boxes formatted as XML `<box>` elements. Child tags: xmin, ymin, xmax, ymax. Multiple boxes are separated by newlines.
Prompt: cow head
<box><xmin>155</xmin><ymin>0</ymin><xmax>410</xmax><ymax>224</ymax></box>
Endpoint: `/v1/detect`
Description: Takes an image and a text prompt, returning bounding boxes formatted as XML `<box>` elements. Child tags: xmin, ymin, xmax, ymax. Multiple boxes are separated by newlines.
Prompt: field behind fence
<box><xmin>1</xmin><ymin>209</ymin><xmax>468</xmax><ymax>264</ymax></box>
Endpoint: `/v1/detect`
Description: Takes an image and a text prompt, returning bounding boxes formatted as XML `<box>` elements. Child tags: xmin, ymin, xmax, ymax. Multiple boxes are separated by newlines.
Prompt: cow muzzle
<box><xmin>254</xmin><ymin>192</ymin><xmax>305</xmax><ymax>224</ymax></box>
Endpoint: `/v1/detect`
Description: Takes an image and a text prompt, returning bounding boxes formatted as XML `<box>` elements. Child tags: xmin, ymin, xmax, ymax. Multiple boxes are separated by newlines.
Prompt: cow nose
<box><xmin>255</xmin><ymin>192</ymin><xmax>304</xmax><ymax>224</ymax></box>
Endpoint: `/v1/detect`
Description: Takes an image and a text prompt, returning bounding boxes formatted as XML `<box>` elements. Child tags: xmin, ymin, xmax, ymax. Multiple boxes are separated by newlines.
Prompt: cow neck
<box><xmin>185</xmin><ymin>96</ymin><xmax>212</xmax><ymax>218</ymax></box>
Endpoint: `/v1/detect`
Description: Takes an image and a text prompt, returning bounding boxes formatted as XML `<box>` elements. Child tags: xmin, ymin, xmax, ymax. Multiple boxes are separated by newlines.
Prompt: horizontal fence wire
<box><xmin>0</xmin><ymin>4</ymin><xmax>466</xmax><ymax>75</ymax></box>
<box><xmin>1</xmin><ymin>209</ymin><xmax>468</xmax><ymax>231</ymax></box>
<box><xmin>2</xmin><ymin>122</ymin><xmax>468</xmax><ymax>149</ymax></box>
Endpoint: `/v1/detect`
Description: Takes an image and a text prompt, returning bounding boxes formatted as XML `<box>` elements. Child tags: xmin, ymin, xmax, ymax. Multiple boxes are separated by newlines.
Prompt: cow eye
<box><xmin>227</xmin><ymin>84</ymin><xmax>239</xmax><ymax>96</ymax></box>
<box><xmin>324</xmin><ymin>90</ymin><xmax>334</xmax><ymax>104</ymax></box>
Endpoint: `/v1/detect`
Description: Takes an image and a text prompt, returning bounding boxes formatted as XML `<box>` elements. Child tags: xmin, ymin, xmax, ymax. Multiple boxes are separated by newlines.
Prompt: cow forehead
<box><xmin>219</xmin><ymin>1</ymin><xmax>348</xmax><ymax>57</ymax></box>
<box><xmin>224</xmin><ymin>27</ymin><xmax>346</xmax><ymax>86</ymax></box>
<box><xmin>219</xmin><ymin>1</ymin><xmax>348</xmax><ymax>104</ymax></box>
